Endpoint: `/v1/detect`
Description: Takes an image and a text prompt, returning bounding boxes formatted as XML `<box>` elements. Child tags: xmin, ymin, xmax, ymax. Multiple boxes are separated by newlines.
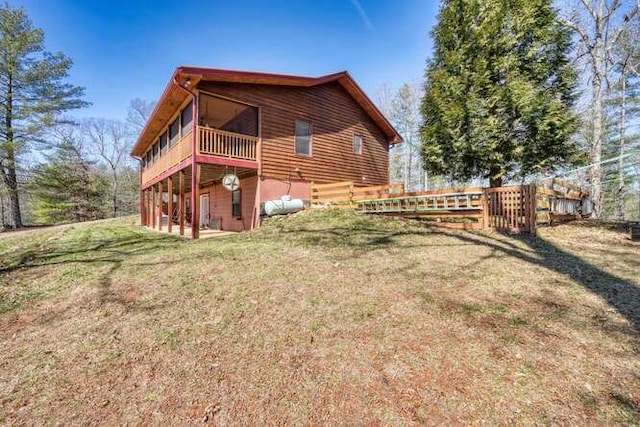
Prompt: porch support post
<box><xmin>190</xmin><ymin>90</ymin><xmax>200</xmax><ymax>239</ymax></box>
<box><xmin>179</xmin><ymin>169</ymin><xmax>185</xmax><ymax>236</ymax></box>
<box><xmin>158</xmin><ymin>181</ymin><xmax>163</xmax><ymax>231</ymax></box>
<box><xmin>140</xmin><ymin>188</ymin><xmax>145</xmax><ymax>226</ymax></box>
<box><xmin>151</xmin><ymin>185</ymin><xmax>156</xmax><ymax>229</ymax></box>
<box><xmin>191</xmin><ymin>163</ymin><xmax>200</xmax><ymax>239</ymax></box>
<box><xmin>144</xmin><ymin>189</ymin><xmax>149</xmax><ymax>226</ymax></box>
<box><xmin>167</xmin><ymin>176</ymin><xmax>173</xmax><ymax>234</ymax></box>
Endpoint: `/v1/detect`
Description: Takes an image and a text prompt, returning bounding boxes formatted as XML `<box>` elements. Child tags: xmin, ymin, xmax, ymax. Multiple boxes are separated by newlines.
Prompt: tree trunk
<box><xmin>3</xmin><ymin>73</ymin><xmax>22</xmax><ymax>229</ymax></box>
<box><xmin>405</xmin><ymin>139</ymin><xmax>413</xmax><ymax>192</ymax></box>
<box><xmin>489</xmin><ymin>165</ymin><xmax>503</xmax><ymax>187</ymax></box>
<box><xmin>112</xmin><ymin>168</ymin><xmax>119</xmax><ymax>217</ymax></box>
<box><xmin>590</xmin><ymin>72</ymin><xmax>604</xmax><ymax>219</ymax></box>
<box><xmin>615</xmin><ymin>76</ymin><xmax>626</xmax><ymax>220</ymax></box>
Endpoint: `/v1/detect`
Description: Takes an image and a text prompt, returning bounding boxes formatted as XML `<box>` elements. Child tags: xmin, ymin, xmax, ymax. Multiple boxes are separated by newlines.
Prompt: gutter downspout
<box><xmin>173</xmin><ymin>74</ymin><xmax>199</xmax><ymax>239</ymax></box>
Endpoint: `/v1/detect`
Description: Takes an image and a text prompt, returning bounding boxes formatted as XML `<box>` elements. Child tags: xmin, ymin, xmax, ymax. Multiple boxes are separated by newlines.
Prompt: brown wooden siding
<box><xmin>197</xmin><ymin>81</ymin><xmax>390</xmax><ymax>185</ymax></box>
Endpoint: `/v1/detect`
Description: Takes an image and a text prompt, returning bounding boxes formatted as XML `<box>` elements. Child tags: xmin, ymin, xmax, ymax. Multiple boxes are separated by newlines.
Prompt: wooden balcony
<box><xmin>197</xmin><ymin>126</ymin><xmax>258</xmax><ymax>161</ymax></box>
<box><xmin>141</xmin><ymin>132</ymin><xmax>193</xmax><ymax>186</ymax></box>
<box><xmin>141</xmin><ymin>127</ymin><xmax>259</xmax><ymax>188</ymax></box>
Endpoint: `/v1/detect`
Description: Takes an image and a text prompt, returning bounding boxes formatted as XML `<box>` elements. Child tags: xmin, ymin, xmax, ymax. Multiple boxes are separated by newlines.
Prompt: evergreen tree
<box><xmin>28</xmin><ymin>143</ymin><xmax>108</xmax><ymax>224</ymax></box>
<box><xmin>0</xmin><ymin>5</ymin><xmax>88</xmax><ymax>228</ymax></box>
<box><xmin>421</xmin><ymin>0</ymin><xmax>580</xmax><ymax>187</ymax></box>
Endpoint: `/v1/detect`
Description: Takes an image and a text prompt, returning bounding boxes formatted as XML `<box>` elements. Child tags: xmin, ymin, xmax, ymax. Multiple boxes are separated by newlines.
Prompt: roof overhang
<box><xmin>130</xmin><ymin>66</ymin><xmax>403</xmax><ymax>158</ymax></box>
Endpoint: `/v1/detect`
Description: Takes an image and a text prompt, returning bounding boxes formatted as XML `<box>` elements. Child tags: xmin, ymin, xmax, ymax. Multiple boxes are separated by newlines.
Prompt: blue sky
<box><xmin>14</xmin><ymin>0</ymin><xmax>438</xmax><ymax>121</ymax></box>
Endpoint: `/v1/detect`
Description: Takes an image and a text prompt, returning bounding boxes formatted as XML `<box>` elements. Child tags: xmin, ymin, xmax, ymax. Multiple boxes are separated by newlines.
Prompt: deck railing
<box><xmin>198</xmin><ymin>126</ymin><xmax>258</xmax><ymax>161</ymax></box>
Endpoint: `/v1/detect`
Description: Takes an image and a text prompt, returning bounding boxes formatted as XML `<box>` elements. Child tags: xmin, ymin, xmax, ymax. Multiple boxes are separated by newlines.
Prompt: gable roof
<box><xmin>130</xmin><ymin>66</ymin><xmax>402</xmax><ymax>158</ymax></box>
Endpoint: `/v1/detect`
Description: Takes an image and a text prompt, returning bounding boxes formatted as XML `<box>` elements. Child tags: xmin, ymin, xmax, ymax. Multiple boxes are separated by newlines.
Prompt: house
<box><xmin>131</xmin><ymin>66</ymin><xmax>402</xmax><ymax>238</ymax></box>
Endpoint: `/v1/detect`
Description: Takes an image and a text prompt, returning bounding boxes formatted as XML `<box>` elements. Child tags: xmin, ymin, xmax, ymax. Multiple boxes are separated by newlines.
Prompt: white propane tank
<box><xmin>264</xmin><ymin>196</ymin><xmax>304</xmax><ymax>216</ymax></box>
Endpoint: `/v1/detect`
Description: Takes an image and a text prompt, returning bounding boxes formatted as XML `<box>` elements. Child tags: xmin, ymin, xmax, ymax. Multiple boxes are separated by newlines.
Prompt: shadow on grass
<box><xmin>0</xmin><ymin>229</ymin><xmax>182</xmax><ymax>274</ymax></box>
<box><xmin>0</xmin><ymin>226</ymin><xmax>186</xmax><ymax>315</ymax></box>
<box><xmin>440</xmin><ymin>230</ymin><xmax>640</xmax><ymax>332</ymax></box>
<box><xmin>277</xmin><ymin>222</ymin><xmax>639</xmax><ymax>332</ymax></box>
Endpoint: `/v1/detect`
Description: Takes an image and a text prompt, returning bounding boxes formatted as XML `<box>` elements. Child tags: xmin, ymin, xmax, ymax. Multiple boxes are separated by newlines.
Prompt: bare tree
<box><xmin>82</xmin><ymin>118</ymin><xmax>130</xmax><ymax>217</ymax></box>
<box><xmin>610</xmin><ymin>17</ymin><xmax>640</xmax><ymax>219</ymax></box>
<box><xmin>389</xmin><ymin>82</ymin><xmax>424</xmax><ymax>191</ymax></box>
<box><xmin>126</xmin><ymin>98</ymin><xmax>155</xmax><ymax>132</ymax></box>
<box><xmin>562</xmin><ymin>0</ymin><xmax>639</xmax><ymax>218</ymax></box>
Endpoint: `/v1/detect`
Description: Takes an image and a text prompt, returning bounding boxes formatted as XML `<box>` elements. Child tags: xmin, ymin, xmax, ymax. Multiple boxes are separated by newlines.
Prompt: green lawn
<box><xmin>1</xmin><ymin>210</ymin><xmax>638</xmax><ymax>424</ymax></box>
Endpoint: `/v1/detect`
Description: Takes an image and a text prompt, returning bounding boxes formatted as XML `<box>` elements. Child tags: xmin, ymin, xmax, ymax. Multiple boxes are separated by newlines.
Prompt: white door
<box><xmin>200</xmin><ymin>194</ymin><xmax>210</xmax><ymax>228</ymax></box>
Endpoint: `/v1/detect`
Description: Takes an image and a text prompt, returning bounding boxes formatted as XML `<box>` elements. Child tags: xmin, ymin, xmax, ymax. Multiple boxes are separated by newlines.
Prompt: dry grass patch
<box><xmin>0</xmin><ymin>210</ymin><xmax>638</xmax><ymax>424</ymax></box>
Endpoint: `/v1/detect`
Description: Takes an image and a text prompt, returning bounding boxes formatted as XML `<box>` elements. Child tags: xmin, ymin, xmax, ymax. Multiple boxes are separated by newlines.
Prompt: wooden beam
<box><xmin>151</xmin><ymin>185</ymin><xmax>156</xmax><ymax>229</ymax></box>
<box><xmin>145</xmin><ymin>189</ymin><xmax>150</xmax><ymax>226</ymax></box>
<box><xmin>158</xmin><ymin>181</ymin><xmax>163</xmax><ymax>231</ymax></box>
<box><xmin>179</xmin><ymin>169</ymin><xmax>185</xmax><ymax>236</ymax></box>
<box><xmin>194</xmin><ymin>154</ymin><xmax>258</xmax><ymax>170</ymax></box>
<box><xmin>141</xmin><ymin>157</ymin><xmax>192</xmax><ymax>190</ymax></box>
<box><xmin>167</xmin><ymin>176</ymin><xmax>173</xmax><ymax>234</ymax></box>
<box><xmin>139</xmin><ymin>188</ymin><xmax>145</xmax><ymax>226</ymax></box>
<box><xmin>192</xmin><ymin>163</ymin><xmax>200</xmax><ymax>239</ymax></box>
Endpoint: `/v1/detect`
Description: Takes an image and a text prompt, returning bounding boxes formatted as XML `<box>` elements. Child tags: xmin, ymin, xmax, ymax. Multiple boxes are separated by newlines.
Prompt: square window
<box><xmin>295</xmin><ymin>120</ymin><xmax>312</xmax><ymax>156</ymax></box>
<box><xmin>353</xmin><ymin>134</ymin><xmax>363</xmax><ymax>155</ymax></box>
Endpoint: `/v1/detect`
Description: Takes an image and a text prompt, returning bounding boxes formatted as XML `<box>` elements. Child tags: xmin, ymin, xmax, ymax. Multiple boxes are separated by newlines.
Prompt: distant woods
<box><xmin>1</xmin><ymin>99</ymin><xmax>154</xmax><ymax>228</ymax></box>
<box><xmin>0</xmin><ymin>4</ymin><xmax>155</xmax><ymax>229</ymax></box>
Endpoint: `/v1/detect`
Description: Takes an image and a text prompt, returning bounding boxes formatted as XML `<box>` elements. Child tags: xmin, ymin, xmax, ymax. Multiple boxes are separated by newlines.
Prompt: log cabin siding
<box><xmin>197</xmin><ymin>81</ymin><xmax>390</xmax><ymax>185</ymax></box>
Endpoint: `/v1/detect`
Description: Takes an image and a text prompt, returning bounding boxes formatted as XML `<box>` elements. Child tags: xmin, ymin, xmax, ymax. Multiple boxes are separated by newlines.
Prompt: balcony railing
<box><xmin>198</xmin><ymin>126</ymin><xmax>258</xmax><ymax>161</ymax></box>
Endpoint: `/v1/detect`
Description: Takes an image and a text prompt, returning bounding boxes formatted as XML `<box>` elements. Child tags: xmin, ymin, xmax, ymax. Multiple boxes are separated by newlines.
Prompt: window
<box><xmin>295</xmin><ymin>120</ymin><xmax>312</xmax><ymax>156</ymax></box>
<box><xmin>181</xmin><ymin>101</ymin><xmax>193</xmax><ymax>135</ymax></box>
<box><xmin>232</xmin><ymin>189</ymin><xmax>242</xmax><ymax>218</ymax></box>
<box><xmin>353</xmin><ymin>134</ymin><xmax>363</xmax><ymax>155</ymax></box>
<box><xmin>159</xmin><ymin>132</ymin><xmax>168</xmax><ymax>153</ymax></box>
<box><xmin>145</xmin><ymin>151</ymin><xmax>152</xmax><ymax>166</ymax></box>
<box><xmin>152</xmin><ymin>143</ymin><xmax>159</xmax><ymax>160</ymax></box>
<box><xmin>169</xmin><ymin>118</ymin><xmax>180</xmax><ymax>145</ymax></box>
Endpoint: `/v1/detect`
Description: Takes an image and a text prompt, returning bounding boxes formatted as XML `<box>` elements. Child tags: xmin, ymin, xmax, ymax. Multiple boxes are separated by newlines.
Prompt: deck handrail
<box><xmin>198</xmin><ymin>126</ymin><xmax>258</xmax><ymax>161</ymax></box>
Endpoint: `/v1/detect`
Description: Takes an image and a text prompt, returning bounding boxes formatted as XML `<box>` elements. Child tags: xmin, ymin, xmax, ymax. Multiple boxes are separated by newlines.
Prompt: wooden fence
<box><xmin>310</xmin><ymin>181</ymin><xmax>590</xmax><ymax>234</ymax></box>
<box><xmin>484</xmin><ymin>185</ymin><xmax>536</xmax><ymax>233</ymax></box>
<box><xmin>310</xmin><ymin>181</ymin><xmax>405</xmax><ymax>207</ymax></box>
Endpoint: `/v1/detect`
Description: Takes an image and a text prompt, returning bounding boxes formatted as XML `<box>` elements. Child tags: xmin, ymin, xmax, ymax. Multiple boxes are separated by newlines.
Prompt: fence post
<box><xmin>482</xmin><ymin>188</ymin><xmax>490</xmax><ymax>230</ymax></box>
<box><xmin>529</xmin><ymin>184</ymin><xmax>537</xmax><ymax>236</ymax></box>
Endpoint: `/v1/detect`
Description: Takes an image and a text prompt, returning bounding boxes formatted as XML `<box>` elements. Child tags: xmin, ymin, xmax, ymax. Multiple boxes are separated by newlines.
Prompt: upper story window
<box><xmin>353</xmin><ymin>134</ymin><xmax>363</xmax><ymax>155</ymax></box>
<box><xmin>145</xmin><ymin>151</ymin><xmax>152</xmax><ymax>167</ymax></box>
<box><xmin>159</xmin><ymin>132</ymin><xmax>168</xmax><ymax>153</ymax></box>
<box><xmin>152</xmin><ymin>142</ymin><xmax>159</xmax><ymax>160</ymax></box>
<box><xmin>181</xmin><ymin>101</ymin><xmax>193</xmax><ymax>135</ymax></box>
<box><xmin>295</xmin><ymin>120</ymin><xmax>312</xmax><ymax>156</ymax></box>
<box><xmin>169</xmin><ymin>118</ymin><xmax>180</xmax><ymax>146</ymax></box>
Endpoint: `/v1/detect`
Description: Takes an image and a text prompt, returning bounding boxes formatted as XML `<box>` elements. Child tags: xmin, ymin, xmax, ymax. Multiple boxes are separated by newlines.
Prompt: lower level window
<box><xmin>232</xmin><ymin>189</ymin><xmax>242</xmax><ymax>218</ymax></box>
